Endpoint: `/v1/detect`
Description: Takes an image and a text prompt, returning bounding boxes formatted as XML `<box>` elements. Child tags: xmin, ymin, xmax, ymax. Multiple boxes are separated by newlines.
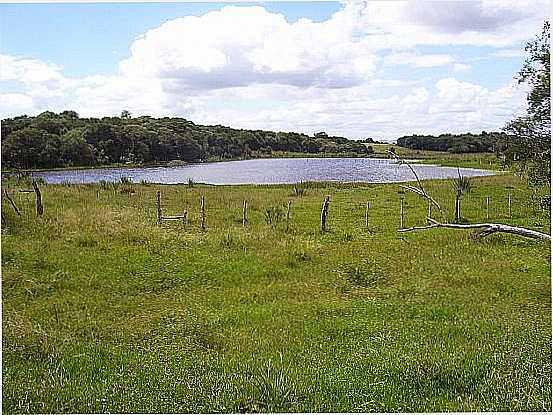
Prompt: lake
<box><xmin>33</xmin><ymin>158</ymin><xmax>494</xmax><ymax>185</ymax></box>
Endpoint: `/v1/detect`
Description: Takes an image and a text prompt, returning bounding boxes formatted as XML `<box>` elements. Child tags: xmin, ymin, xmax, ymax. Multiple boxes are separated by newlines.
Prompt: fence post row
<box><xmin>152</xmin><ymin>191</ymin><xmax>511</xmax><ymax>231</ymax></box>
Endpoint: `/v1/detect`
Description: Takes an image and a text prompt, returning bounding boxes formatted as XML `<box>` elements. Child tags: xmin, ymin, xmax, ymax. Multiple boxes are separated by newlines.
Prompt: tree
<box><xmin>503</xmin><ymin>21</ymin><xmax>550</xmax><ymax>186</ymax></box>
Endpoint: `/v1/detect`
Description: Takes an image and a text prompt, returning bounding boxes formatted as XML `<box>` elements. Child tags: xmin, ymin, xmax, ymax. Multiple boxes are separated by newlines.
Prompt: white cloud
<box><xmin>453</xmin><ymin>63</ymin><xmax>471</xmax><ymax>72</ymax></box>
<box><xmin>362</xmin><ymin>0</ymin><xmax>547</xmax><ymax>48</ymax></box>
<box><xmin>189</xmin><ymin>78</ymin><xmax>528</xmax><ymax>140</ymax></box>
<box><xmin>384</xmin><ymin>52</ymin><xmax>455</xmax><ymax>68</ymax></box>
<box><xmin>117</xmin><ymin>5</ymin><xmax>377</xmax><ymax>91</ymax></box>
<box><xmin>0</xmin><ymin>55</ymin><xmax>62</xmax><ymax>84</ymax></box>
<box><xmin>491</xmin><ymin>48</ymin><xmax>526</xmax><ymax>58</ymax></box>
<box><xmin>0</xmin><ymin>93</ymin><xmax>35</xmax><ymax>114</ymax></box>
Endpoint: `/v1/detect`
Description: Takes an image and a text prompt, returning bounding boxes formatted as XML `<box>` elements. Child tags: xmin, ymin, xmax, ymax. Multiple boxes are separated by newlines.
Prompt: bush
<box><xmin>292</xmin><ymin>181</ymin><xmax>307</xmax><ymax>197</ymax></box>
<box><xmin>264</xmin><ymin>206</ymin><xmax>284</xmax><ymax>226</ymax></box>
<box><xmin>451</xmin><ymin>168</ymin><xmax>472</xmax><ymax>194</ymax></box>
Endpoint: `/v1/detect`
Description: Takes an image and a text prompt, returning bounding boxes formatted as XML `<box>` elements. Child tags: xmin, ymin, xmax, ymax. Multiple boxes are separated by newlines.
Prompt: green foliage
<box><xmin>99</xmin><ymin>180</ymin><xmax>119</xmax><ymax>190</ymax></box>
<box><xmin>339</xmin><ymin>263</ymin><xmax>386</xmax><ymax>287</ymax></box>
<box><xmin>264</xmin><ymin>206</ymin><xmax>284</xmax><ymax>226</ymax></box>
<box><xmin>397</xmin><ymin>131</ymin><xmax>507</xmax><ymax>154</ymax></box>
<box><xmin>292</xmin><ymin>181</ymin><xmax>307</xmax><ymax>197</ymax></box>
<box><xmin>1</xmin><ymin>113</ymin><xmax>372</xmax><ymax>170</ymax></box>
<box><xmin>503</xmin><ymin>21</ymin><xmax>550</xmax><ymax>187</ymax></box>
<box><xmin>247</xmin><ymin>358</ymin><xmax>298</xmax><ymax>411</ymax></box>
<box><xmin>451</xmin><ymin>168</ymin><xmax>472</xmax><ymax>194</ymax></box>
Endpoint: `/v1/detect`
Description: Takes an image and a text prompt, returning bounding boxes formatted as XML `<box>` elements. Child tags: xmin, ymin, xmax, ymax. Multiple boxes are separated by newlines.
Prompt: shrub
<box><xmin>451</xmin><ymin>167</ymin><xmax>472</xmax><ymax>194</ymax></box>
<box><xmin>264</xmin><ymin>206</ymin><xmax>284</xmax><ymax>226</ymax></box>
<box><xmin>292</xmin><ymin>181</ymin><xmax>307</xmax><ymax>197</ymax></box>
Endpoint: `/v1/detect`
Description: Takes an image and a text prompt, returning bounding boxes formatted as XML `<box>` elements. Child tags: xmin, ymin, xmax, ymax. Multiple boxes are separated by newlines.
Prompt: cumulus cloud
<box><xmin>118</xmin><ymin>5</ymin><xmax>377</xmax><ymax>91</ymax></box>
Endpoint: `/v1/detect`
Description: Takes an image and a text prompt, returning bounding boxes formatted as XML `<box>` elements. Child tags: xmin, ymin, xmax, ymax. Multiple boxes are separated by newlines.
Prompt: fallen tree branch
<box><xmin>399</xmin><ymin>218</ymin><xmax>550</xmax><ymax>240</ymax></box>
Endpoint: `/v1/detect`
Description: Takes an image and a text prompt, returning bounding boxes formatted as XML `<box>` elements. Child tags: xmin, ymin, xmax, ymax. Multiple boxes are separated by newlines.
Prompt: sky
<box><xmin>0</xmin><ymin>0</ymin><xmax>548</xmax><ymax>141</ymax></box>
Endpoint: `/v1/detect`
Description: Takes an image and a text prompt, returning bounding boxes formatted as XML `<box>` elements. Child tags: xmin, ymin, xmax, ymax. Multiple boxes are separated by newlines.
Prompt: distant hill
<box><xmin>1</xmin><ymin>111</ymin><xmax>372</xmax><ymax>170</ymax></box>
<box><xmin>396</xmin><ymin>132</ymin><xmax>509</xmax><ymax>153</ymax></box>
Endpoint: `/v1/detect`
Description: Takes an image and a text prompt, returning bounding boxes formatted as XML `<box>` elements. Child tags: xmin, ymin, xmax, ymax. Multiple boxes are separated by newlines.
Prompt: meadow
<box><xmin>1</xmin><ymin>172</ymin><xmax>551</xmax><ymax>413</ymax></box>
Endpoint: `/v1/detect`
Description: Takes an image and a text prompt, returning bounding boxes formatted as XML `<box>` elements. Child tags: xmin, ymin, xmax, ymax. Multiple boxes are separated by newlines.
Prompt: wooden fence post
<box><xmin>454</xmin><ymin>190</ymin><xmax>461</xmax><ymax>223</ymax></box>
<box><xmin>32</xmin><ymin>181</ymin><xmax>43</xmax><ymax>217</ymax></box>
<box><xmin>242</xmin><ymin>200</ymin><xmax>248</xmax><ymax>227</ymax></box>
<box><xmin>156</xmin><ymin>191</ymin><xmax>162</xmax><ymax>226</ymax></box>
<box><xmin>486</xmin><ymin>196</ymin><xmax>490</xmax><ymax>220</ymax></box>
<box><xmin>365</xmin><ymin>201</ymin><xmax>369</xmax><ymax>229</ymax></box>
<box><xmin>200</xmin><ymin>195</ymin><xmax>206</xmax><ymax>230</ymax></box>
<box><xmin>400</xmin><ymin>197</ymin><xmax>404</xmax><ymax>229</ymax></box>
<box><xmin>183</xmin><ymin>209</ymin><xmax>188</xmax><ymax>228</ymax></box>
<box><xmin>508</xmin><ymin>193</ymin><xmax>512</xmax><ymax>218</ymax></box>
<box><xmin>286</xmin><ymin>201</ymin><xmax>291</xmax><ymax>232</ymax></box>
<box><xmin>320</xmin><ymin>195</ymin><xmax>330</xmax><ymax>232</ymax></box>
<box><xmin>3</xmin><ymin>190</ymin><xmax>21</xmax><ymax>216</ymax></box>
<box><xmin>457</xmin><ymin>191</ymin><xmax>462</xmax><ymax>223</ymax></box>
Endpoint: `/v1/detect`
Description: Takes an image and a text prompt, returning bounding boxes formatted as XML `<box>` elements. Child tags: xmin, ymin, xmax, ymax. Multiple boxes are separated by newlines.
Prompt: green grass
<box><xmin>1</xmin><ymin>174</ymin><xmax>550</xmax><ymax>413</ymax></box>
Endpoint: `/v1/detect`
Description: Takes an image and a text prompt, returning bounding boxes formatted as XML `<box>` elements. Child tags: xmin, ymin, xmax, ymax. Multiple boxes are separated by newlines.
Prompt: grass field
<box><xmin>1</xmin><ymin>173</ymin><xmax>551</xmax><ymax>413</ymax></box>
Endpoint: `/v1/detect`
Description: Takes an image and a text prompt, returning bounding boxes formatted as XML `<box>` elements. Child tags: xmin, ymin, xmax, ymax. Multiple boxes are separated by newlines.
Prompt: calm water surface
<box><xmin>34</xmin><ymin>158</ymin><xmax>494</xmax><ymax>185</ymax></box>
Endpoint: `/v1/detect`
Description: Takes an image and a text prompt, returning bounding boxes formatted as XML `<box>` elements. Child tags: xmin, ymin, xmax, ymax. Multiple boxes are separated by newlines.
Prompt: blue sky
<box><xmin>0</xmin><ymin>2</ymin><xmax>342</xmax><ymax>77</ymax></box>
<box><xmin>0</xmin><ymin>1</ymin><xmax>547</xmax><ymax>140</ymax></box>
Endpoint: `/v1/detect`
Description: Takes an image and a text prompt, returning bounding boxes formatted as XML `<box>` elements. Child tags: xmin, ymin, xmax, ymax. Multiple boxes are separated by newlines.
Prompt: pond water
<box><xmin>33</xmin><ymin>157</ymin><xmax>494</xmax><ymax>185</ymax></box>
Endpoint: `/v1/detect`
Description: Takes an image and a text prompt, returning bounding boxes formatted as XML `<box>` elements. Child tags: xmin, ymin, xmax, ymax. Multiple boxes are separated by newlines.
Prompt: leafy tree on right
<box><xmin>503</xmin><ymin>21</ymin><xmax>551</xmax><ymax>187</ymax></box>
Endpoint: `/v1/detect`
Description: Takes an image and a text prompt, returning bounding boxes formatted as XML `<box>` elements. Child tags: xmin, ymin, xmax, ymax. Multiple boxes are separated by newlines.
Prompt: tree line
<box><xmin>396</xmin><ymin>131</ymin><xmax>509</xmax><ymax>154</ymax></box>
<box><xmin>1</xmin><ymin>112</ymin><xmax>373</xmax><ymax>170</ymax></box>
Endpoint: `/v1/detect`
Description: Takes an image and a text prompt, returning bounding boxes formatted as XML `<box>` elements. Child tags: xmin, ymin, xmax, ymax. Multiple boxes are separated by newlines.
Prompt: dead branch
<box><xmin>399</xmin><ymin>218</ymin><xmax>550</xmax><ymax>241</ymax></box>
<box><xmin>388</xmin><ymin>150</ymin><xmax>445</xmax><ymax>219</ymax></box>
